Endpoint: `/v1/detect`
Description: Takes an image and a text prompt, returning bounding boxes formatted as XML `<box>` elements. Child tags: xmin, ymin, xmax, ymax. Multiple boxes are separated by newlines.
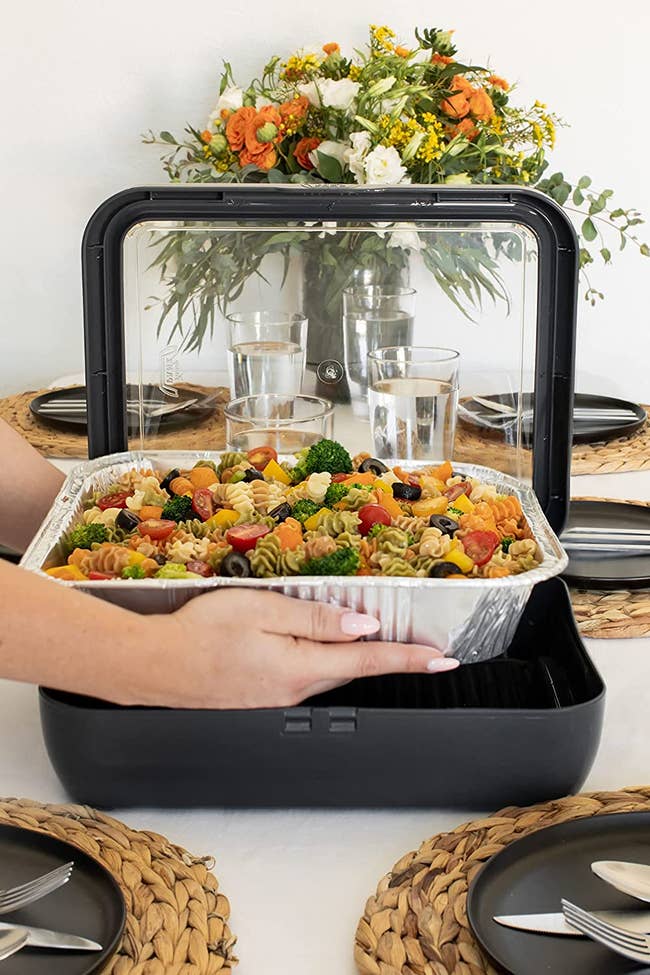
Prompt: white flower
<box><xmin>298</xmin><ymin>78</ymin><xmax>360</xmax><ymax>111</ymax></box>
<box><xmin>444</xmin><ymin>173</ymin><xmax>473</xmax><ymax>186</ymax></box>
<box><xmin>208</xmin><ymin>86</ymin><xmax>243</xmax><ymax>127</ymax></box>
<box><xmin>309</xmin><ymin>139</ymin><xmax>348</xmax><ymax>170</ymax></box>
<box><xmin>344</xmin><ymin>130</ymin><xmax>372</xmax><ymax>183</ymax></box>
<box><xmin>363</xmin><ymin>145</ymin><xmax>410</xmax><ymax>186</ymax></box>
<box><xmin>388</xmin><ymin>224</ymin><xmax>424</xmax><ymax>251</ymax></box>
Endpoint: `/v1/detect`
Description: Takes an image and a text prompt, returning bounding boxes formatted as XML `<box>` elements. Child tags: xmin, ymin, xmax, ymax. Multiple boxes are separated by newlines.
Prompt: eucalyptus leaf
<box><xmin>582</xmin><ymin>217</ymin><xmax>597</xmax><ymax>242</ymax></box>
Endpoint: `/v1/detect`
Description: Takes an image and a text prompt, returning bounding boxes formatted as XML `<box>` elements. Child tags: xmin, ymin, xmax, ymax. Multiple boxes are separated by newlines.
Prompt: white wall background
<box><xmin>1</xmin><ymin>0</ymin><xmax>649</xmax><ymax>401</ymax></box>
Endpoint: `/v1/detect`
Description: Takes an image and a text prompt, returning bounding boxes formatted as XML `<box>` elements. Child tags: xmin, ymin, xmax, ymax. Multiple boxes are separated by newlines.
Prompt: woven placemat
<box><xmin>0</xmin><ymin>797</ymin><xmax>236</xmax><ymax>973</ymax></box>
<box><xmin>0</xmin><ymin>385</ymin><xmax>230</xmax><ymax>458</ymax></box>
<box><xmin>456</xmin><ymin>404</ymin><xmax>650</xmax><ymax>477</ymax></box>
<box><xmin>568</xmin><ymin>497</ymin><xmax>650</xmax><ymax>639</ymax></box>
<box><xmin>354</xmin><ymin>785</ymin><xmax>650</xmax><ymax>975</ymax></box>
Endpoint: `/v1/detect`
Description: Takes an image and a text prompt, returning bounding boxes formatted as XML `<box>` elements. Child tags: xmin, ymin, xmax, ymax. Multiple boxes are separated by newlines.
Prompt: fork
<box><xmin>0</xmin><ymin>862</ymin><xmax>73</xmax><ymax>915</ymax></box>
<box><xmin>562</xmin><ymin>898</ymin><xmax>650</xmax><ymax>963</ymax></box>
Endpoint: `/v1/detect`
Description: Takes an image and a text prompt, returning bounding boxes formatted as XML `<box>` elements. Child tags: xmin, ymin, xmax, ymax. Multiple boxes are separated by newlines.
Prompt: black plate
<box><xmin>0</xmin><ymin>823</ymin><xmax>125</xmax><ymax>973</ymax></box>
<box><xmin>562</xmin><ymin>500</ymin><xmax>650</xmax><ymax>590</ymax></box>
<box><xmin>467</xmin><ymin>811</ymin><xmax>650</xmax><ymax>975</ymax></box>
<box><xmin>30</xmin><ymin>385</ymin><xmax>213</xmax><ymax>435</ymax></box>
<box><xmin>459</xmin><ymin>392</ymin><xmax>646</xmax><ymax>446</ymax></box>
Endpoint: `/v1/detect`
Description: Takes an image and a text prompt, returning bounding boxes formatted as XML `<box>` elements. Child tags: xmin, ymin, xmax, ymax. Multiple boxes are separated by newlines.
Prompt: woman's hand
<box><xmin>140</xmin><ymin>589</ymin><xmax>458</xmax><ymax>709</ymax></box>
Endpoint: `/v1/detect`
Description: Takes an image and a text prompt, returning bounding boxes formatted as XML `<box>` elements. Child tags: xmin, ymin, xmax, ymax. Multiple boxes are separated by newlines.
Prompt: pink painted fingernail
<box><xmin>340</xmin><ymin>612</ymin><xmax>381</xmax><ymax>636</ymax></box>
<box><xmin>427</xmin><ymin>657</ymin><xmax>460</xmax><ymax>673</ymax></box>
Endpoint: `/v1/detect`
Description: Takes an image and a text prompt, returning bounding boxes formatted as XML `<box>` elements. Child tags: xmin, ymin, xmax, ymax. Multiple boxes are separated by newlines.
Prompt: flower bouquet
<box><xmin>144</xmin><ymin>25</ymin><xmax>647</xmax><ymax>376</ymax></box>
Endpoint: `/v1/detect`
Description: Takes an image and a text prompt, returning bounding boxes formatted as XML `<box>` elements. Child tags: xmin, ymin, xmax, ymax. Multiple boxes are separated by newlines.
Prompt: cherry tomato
<box><xmin>88</xmin><ymin>570</ymin><xmax>116</xmax><ymax>580</ymax></box>
<box><xmin>192</xmin><ymin>487</ymin><xmax>214</xmax><ymax>522</ymax></box>
<box><xmin>247</xmin><ymin>446</ymin><xmax>277</xmax><ymax>472</ymax></box>
<box><xmin>186</xmin><ymin>560</ymin><xmax>213</xmax><ymax>577</ymax></box>
<box><xmin>331</xmin><ymin>473</ymin><xmax>349</xmax><ymax>483</ymax></box>
<box><xmin>226</xmin><ymin>523</ymin><xmax>271</xmax><ymax>553</ymax></box>
<box><xmin>97</xmin><ymin>491</ymin><xmax>131</xmax><ymax>510</ymax></box>
<box><xmin>462</xmin><ymin>530</ymin><xmax>500</xmax><ymax>566</ymax></box>
<box><xmin>444</xmin><ymin>482</ymin><xmax>472</xmax><ymax>502</ymax></box>
<box><xmin>358</xmin><ymin>503</ymin><xmax>392</xmax><ymax>536</ymax></box>
<box><xmin>137</xmin><ymin>518</ymin><xmax>176</xmax><ymax>540</ymax></box>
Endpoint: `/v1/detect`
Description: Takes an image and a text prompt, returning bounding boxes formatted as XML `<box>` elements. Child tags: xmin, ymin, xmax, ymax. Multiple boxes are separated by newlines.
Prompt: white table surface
<box><xmin>3</xmin><ymin>468</ymin><xmax>649</xmax><ymax>974</ymax></box>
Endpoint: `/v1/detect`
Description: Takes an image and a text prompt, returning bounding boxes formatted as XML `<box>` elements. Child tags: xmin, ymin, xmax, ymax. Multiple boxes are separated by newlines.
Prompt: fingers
<box><xmin>302</xmin><ymin>639</ymin><xmax>459</xmax><ymax>684</ymax></box>
<box><xmin>251</xmin><ymin>590</ymin><xmax>384</xmax><ymax>644</ymax></box>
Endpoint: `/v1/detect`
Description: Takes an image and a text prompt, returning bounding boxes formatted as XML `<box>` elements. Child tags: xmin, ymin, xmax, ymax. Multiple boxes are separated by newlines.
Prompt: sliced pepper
<box><xmin>303</xmin><ymin>508</ymin><xmax>330</xmax><ymax>532</ymax></box>
<box><xmin>375</xmin><ymin>492</ymin><xmax>403</xmax><ymax>520</ymax></box>
<box><xmin>45</xmin><ymin>564</ymin><xmax>88</xmax><ymax>581</ymax></box>
<box><xmin>431</xmin><ymin>460</ymin><xmax>453</xmax><ymax>482</ymax></box>
<box><xmin>449</xmin><ymin>493</ymin><xmax>474</xmax><ymax>515</ymax></box>
<box><xmin>139</xmin><ymin>505</ymin><xmax>164</xmax><ymax>521</ymax></box>
<box><xmin>443</xmin><ymin>548</ymin><xmax>475</xmax><ymax>574</ymax></box>
<box><xmin>262</xmin><ymin>458</ymin><xmax>292</xmax><ymax>485</ymax></box>
<box><xmin>372</xmin><ymin>479</ymin><xmax>392</xmax><ymax>495</ymax></box>
<box><xmin>411</xmin><ymin>496</ymin><xmax>449</xmax><ymax>518</ymax></box>
<box><xmin>205</xmin><ymin>508</ymin><xmax>240</xmax><ymax>530</ymax></box>
<box><xmin>340</xmin><ymin>470</ymin><xmax>376</xmax><ymax>486</ymax></box>
<box><xmin>273</xmin><ymin>517</ymin><xmax>303</xmax><ymax>550</ymax></box>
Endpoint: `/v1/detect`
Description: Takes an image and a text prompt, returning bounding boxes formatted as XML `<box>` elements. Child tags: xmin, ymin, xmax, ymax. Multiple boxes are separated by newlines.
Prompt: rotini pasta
<box><xmin>45</xmin><ymin>447</ymin><xmax>544</xmax><ymax>582</ymax></box>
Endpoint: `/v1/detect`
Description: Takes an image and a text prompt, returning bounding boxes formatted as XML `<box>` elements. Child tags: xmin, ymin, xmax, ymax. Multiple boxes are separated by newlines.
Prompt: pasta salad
<box><xmin>44</xmin><ymin>440</ymin><xmax>543</xmax><ymax>582</ymax></box>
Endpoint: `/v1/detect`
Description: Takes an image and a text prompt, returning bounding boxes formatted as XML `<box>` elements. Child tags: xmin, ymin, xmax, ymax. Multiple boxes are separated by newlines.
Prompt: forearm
<box><xmin>0</xmin><ymin>559</ymin><xmax>156</xmax><ymax>704</ymax></box>
<box><xmin>0</xmin><ymin>420</ymin><xmax>65</xmax><ymax>552</ymax></box>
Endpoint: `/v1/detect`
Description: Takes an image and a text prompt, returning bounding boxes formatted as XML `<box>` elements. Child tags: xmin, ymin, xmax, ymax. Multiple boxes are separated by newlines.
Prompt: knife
<box><xmin>0</xmin><ymin>921</ymin><xmax>102</xmax><ymax>951</ymax></box>
<box><xmin>493</xmin><ymin>909</ymin><xmax>650</xmax><ymax>937</ymax></box>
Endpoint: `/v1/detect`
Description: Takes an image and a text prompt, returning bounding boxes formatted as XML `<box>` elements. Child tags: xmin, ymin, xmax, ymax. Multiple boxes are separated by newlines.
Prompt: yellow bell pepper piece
<box><xmin>127</xmin><ymin>550</ymin><xmax>150</xmax><ymax>565</ymax></box>
<box><xmin>45</xmin><ymin>564</ymin><xmax>88</xmax><ymax>581</ymax></box>
<box><xmin>206</xmin><ymin>509</ymin><xmax>240</xmax><ymax>530</ymax></box>
<box><xmin>263</xmin><ymin>459</ymin><xmax>291</xmax><ymax>485</ymax></box>
<box><xmin>372</xmin><ymin>479</ymin><xmax>392</xmax><ymax>495</ymax></box>
<box><xmin>443</xmin><ymin>548</ymin><xmax>475</xmax><ymax>574</ymax></box>
<box><xmin>304</xmin><ymin>508</ymin><xmax>330</xmax><ymax>532</ymax></box>
<box><xmin>449</xmin><ymin>493</ymin><xmax>474</xmax><ymax>515</ymax></box>
<box><xmin>411</xmin><ymin>496</ymin><xmax>449</xmax><ymax>518</ymax></box>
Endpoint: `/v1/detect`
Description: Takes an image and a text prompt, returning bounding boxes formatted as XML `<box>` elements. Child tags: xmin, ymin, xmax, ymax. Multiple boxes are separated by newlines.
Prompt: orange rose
<box><xmin>245</xmin><ymin>105</ymin><xmax>282</xmax><ymax>155</ymax></box>
<box><xmin>279</xmin><ymin>95</ymin><xmax>310</xmax><ymax>123</ymax></box>
<box><xmin>431</xmin><ymin>52</ymin><xmax>454</xmax><ymax>65</ymax></box>
<box><xmin>200</xmin><ymin>129</ymin><xmax>212</xmax><ymax>144</ymax></box>
<box><xmin>453</xmin><ymin>117</ymin><xmax>478</xmax><ymax>140</ymax></box>
<box><xmin>450</xmin><ymin>74</ymin><xmax>474</xmax><ymax>95</ymax></box>
<box><xmin>395</xmin><ymin>45</ymin><xmax>411</xmax><ymax>58</ymax></box>
<box><xmin>240</xmin><ymin>144</ymin><xmax>278</xmax><ymax>171</ymax></box>
<box><xmin>322</xmin><ymin>42</ymin><xmax>340</xmax><ymax>55</ymax></box>
<box><xmin>488</xmin><ymin>75</ymin><xmax>509</xmax><ymax>91</ymax></box>
<box><xmin>294</xmin><ymin>136</ymin><xmax>321</xmax><ymax>170</ymax></box>
<box><xmin>440</xmin><ymin>74</ymin><xmax>474</xmax><ymax>118</ymax></box>
<box><xmin>468</xmin><ymin>87</ymin><xmax>495</xmax><ymax>121</ymax></box>
<box><xmin>226</xmin><ymin>106</ymin><xmax>256</xmax><ymax>152</ymax></box>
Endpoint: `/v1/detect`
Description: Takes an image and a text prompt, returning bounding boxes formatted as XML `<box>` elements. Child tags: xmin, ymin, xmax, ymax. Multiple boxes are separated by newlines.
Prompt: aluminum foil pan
<box><xmin>21</xmin><ymin>451</ymin><xmax>568</xmax><ymax>663</ymax></box>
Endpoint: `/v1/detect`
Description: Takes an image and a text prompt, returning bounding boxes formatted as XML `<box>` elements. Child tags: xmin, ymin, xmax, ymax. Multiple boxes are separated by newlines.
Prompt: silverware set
<box><xmin>560</xmin><ymin>526</ymin><xmax>650</xmax><ymax>557</ymax></box>
<box><xmin>0</xmin><ymin>861</ymin><xmax>102</xmax><ymax>960</ymax></box>
<box><xmin>459</xmin><ymin>394</ymin><xmax>642</xmax><ymax>431</ymax></box>
<box><xmin>494</xmin><ymin>858</ymin><xmax>650</xmax><ymax>964</ymax></box>
<box><xmin>37</xmin><ymin>396</ymin><xmax>201</xmax><ymax>419</ymax></box>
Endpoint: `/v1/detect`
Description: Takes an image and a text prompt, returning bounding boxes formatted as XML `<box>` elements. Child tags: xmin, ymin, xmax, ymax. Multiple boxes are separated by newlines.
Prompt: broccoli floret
<box><xmin>161</xmin><ymin>495</ymin><xmax>193</xmax><ymax>522</ymax></box>
<box><xmin>367</xmin><ymin>522</ymin><xmax>388</xmax><ymax>539</ymax></box>
<box><xmin>300</xmin><ymin>546</ymin><xmax>360</xmax><ymax>576</ymax></box>
<box><xmin>323</xmin><ymin>482</ymin><xmax>351</xmax><ymax>507</ymax></box>
<box><xmin>66</xmin><ymin>523</ymin><xmax>108</xmax><ymax>552</ymax></box>
<box><xmin>121</xmin><ymin>564</ymin><xmax>146</xmax><ymax>579</ymax></box>
<box><xmin>501</xmin><ymin>536</ymin><xmax>515</xmax><ymax>553</ymax></box>
<box><xmin>154</xmin><ymin>562</ymin><xmax>201</xmax><ymax>579</ymax></box>
<box><xmin>291</xmin><ymin>499</ymin><xmax>321</xmax><ymax>524</ymax></box>
<box><xmin>303</xmin><ymin>439</ymin><xmax>353</xmax><ymax>477</ymax></box>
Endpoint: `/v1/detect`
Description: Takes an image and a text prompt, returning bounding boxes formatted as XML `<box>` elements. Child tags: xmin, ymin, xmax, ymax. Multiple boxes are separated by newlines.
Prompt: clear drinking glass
<box><xmin>368</xmin><ymin>347</ymin><xmax>460</xmax><ymax>460</ymax></box>
<box><xmin>225</xmin><ymin>393</ymin><xmax>334</xmax><ymax>453</ymax></box>
<box><xmin>226</xmin><ymin>312</ymin><xmax>307</xmax><ymax>398</ymax></box>
<box><xmin>343</xmin><ymin>287</ymin><xmax>416</xmax><ymax>417</ymax></box>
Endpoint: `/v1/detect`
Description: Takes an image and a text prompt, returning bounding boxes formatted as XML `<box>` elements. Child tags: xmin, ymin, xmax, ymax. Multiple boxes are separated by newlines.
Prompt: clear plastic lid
<box><xmin>82</xmin><ymin>186</ymin><xmax>577</xmax><ymax>528</ymax></box>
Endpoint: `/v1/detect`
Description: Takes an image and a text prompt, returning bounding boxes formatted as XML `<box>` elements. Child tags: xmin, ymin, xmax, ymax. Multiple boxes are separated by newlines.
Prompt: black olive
<box><xmin>358</xmin><ymin>457</ymin><xmax>389</xmax><ymax>476</ymax></box>
<box><xmin>451</xmin><ymin>471</ymin><xmax>467</xmax><ymax>480</ymax></box>
<box><xmin>428</xmin><ymin>515</ymin><xmax>459</xmax><ymax>536</ymax></box>
<box><xmin>243</xmin><ymin>468</ymin><xmax>264</xmax><ymax>482</ymax></box>
<box><xmin>115</xmin><ymin>509</ymin><xmax>141</xmax><ymax>533</ymax></box>
<box><xmin>429</xmin><ymin>561</ymin><xmax>460</xmax><ymax>578</ymax></box>
<box><xmin>392</xmin><ymin>482</ymin><xmax>422</xmax><ymax>502</ymax></box>
<box><xmin>160</xmin><ymin>468</ymin><xmax>181</xmax><ymax>491</ymax></box>
<box><xmin>154</xmin><ymin>553</ymin><xmax>167</xmax><ymax>566</ymax></box>
<box><xmin>221</xmin><ymin>551</ymin><xmax>251</xmax><ymax>578</ymax></box>
<box><xmin>268</xmin><ymin>501</ymin><xmax>292</xmax><ymax>523</ymax></box>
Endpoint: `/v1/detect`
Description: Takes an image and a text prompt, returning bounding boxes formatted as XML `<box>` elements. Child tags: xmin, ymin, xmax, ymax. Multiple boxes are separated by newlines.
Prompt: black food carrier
<box><xmin>27</xmin><ymin>186</ymin><xmax>603</xmax><ymax>807</ymax></box>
